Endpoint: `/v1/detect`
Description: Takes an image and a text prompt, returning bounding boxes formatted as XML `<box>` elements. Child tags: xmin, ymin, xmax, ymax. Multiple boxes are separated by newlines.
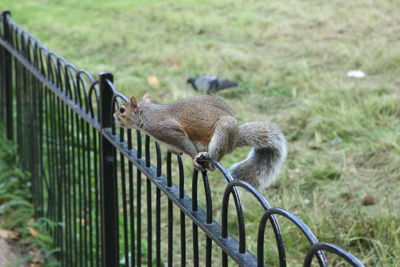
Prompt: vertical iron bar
<box><xmin>93</xmin><ymin>127</ymin><xmax>101</xmax><ymax>267</ymax></box>
<box><xmin>192</xmin><ymin>170</ymin><xmax>199</xmax><ymax>267</ymax></box>
<box><xmin>97</xmin><ymin>129</ymin><xmax>104</xmax><ymax>267</ymax></box>
<box><xmin>178</xmin><ymin>156</ymin><xmax>186</xmax><ymax>266</ymax></box>
<box><xmin>49</xmin><ymin>93</ymin><xmax>57</xmax><ymax>230</ymax></box>
<box><xmin>120</xmin><ymin>128</ymin><xmax>130</xmax><ymax>267</ymax></box>
<box><xmin>53</xmin><ymin>93</ymin><xmax>61</xmax><ymax>257</ymax></box>
<box><xmin>64</xmin><ymin>102</ymin><xmax>73</xmax><ymax>266</ymax></box>
<box><xmin>37</xmin><ymin>78</ymin><xmax>44</xmax><ymax>218</ymax></box>
<box><xmin>76</xmin><ymin>113</ymin><xmax>83</xmax><ymax>267</ymax></box>
<box><xmin>57</xmin><ymin>77</ymin><xmax>69</xmax><ymax>266</ymax></box>
<box><xmin>145</xmin><ymin>135</ymin><xmax>152</xmax><ymax>266</ymax></box>
<box><xmin>99</xmin><ymin>72</ymin><xmax>119</xmax><ymax>267</ymax></box>
<box><xmin>50</xmin><ymin>62</ymin><xmax>61</xmax><ymax>263</ymax></box>
<box><xmin>28</xmin><ymin>71</ymin><xmax>34</xmax><ymax>210</ymax></box>
<box><xmin>20</xmin><ymin>57</ymin><xmax>27</xmax><ymax>169</ymax></box>
<box><xmin>14</xmin><ymin>58</ymin><xmax>22</xmax><ymax>170</ymax></box>
<box><xmin>70</xmin><ymin>107</ymin><xmax>78</xmax><ymax>266</ymax></box>
<box><xmin>0</xmin><ymin>30</ymin><xmax>3</xmax><ymax>121</ymax></box>
<box><xmin>206</xmin><ymin>237</ymin><xmax>212</xmax><ymax>267</ymax></box>
<box><xmin>2</xmin><ymin>11</ymin><xmax>13</xmax><ymax>140</ymax></box>
<box><xmin>136</xmin><ymin>169</ymin><xmax>142</xmax><ymax>267</ymax></box>
<box><xmin>146</xmin><ymin>178</ymin><xmax>153</xmax><ymax>266</ymax></box>
<box><xmin>56</xmin><ymin>97</ymin><xmax>64</xmax><ymax>264</ymax></box>
<box><xmin>202</xmin><ymin>172</ymin><xmax>213</xmax><ymax>224</ymax></box>
<box><xmin>81</xmin><ymin>117</ymin><xmax>88</xmax><ymax>266</ymax></box>
<box><xmin>222</xmin><ymin>251</ymin><xmax>228</xmax><ymax>267</ymax></box>
<box><xmin>202</xmin><ymin>172</ymin><xmax>213</xmax><ymax>266</ymax></box>
<box><xmin>155</xmin><ymin>188</ymin><xmax>161</xmax><ymax>267</ymax></box>
<box><xmin>86</xmin><ymin>120</ymin><xmax>93</xmax><ymax>267</ymax></box>
<box><xmin>60</xmin><ymin>99</ymin><xmax>69</xmax><ymax>266</ymax></box>
<box><xmin>193</xmin><ymin>223</ymin><xmax>199</xmax><ymax>267</ymax></box>
<box><xmin>155</xmin><ymin>142</ymin><xmax>161</xmax><ymax>267</ymax></box>
<box><xmin>166</xmin><ymin>152</ymin><xmax>173</xmax><ymax>267</ymax></box>
<box><xmin>136</xmin><ymin>130</ymin><xmax>142</xmax><ymax>267</ymax></box>
<box><xmin>127</xmin><ymin>130</ymin><xmax>135</xmax><ymax>267</ymax></box>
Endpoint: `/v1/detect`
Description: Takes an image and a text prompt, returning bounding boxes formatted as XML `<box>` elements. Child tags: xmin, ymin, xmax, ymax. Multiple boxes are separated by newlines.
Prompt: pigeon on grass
<box><xmin>187</xmin><ymin>76</ymin><xmax>240</xmax><ymax>93</ymax></box>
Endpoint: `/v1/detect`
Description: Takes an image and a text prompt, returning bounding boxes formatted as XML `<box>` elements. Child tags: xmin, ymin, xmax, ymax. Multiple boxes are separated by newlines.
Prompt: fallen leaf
<box><xmin>171</xmin><ymin>61</ymin><xmax>180</xmax><ymax>67</ymax></box>
<box><xmin>30</xmin><ymin>251</ymin><xmax>42</xmax><ymax>264</ymax></box>
<box><xmin>0</xmin><ymin>229</ymin><xmax>20</xmax><ymax>240</ymax></box>
<box><xmin>29</xmin><ymin>247</ymin><xmax>38</xmax><ymax>253</ymax></box>
<box><xmin>147</xmin><ymin>76</ymin><xmax>160</xmax><ymax>87</ymax></box>
<box><xmin>27</xmin><ymin>226</ymin><xmax>40</xmax><ymax>237</ymax></box>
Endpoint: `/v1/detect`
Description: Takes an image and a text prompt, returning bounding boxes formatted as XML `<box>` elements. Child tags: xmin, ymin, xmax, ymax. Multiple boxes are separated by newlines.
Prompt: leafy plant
<box><xmin>0</xmin><ymin>132</ymin><xmax>59</xmax><ymax>266</ymax></box>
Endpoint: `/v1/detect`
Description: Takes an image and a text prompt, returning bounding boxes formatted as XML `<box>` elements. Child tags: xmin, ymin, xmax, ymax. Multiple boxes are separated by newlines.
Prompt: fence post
<box><xmin>99</xmin><ymin>72</ymin><xmax>119</xmax><ymax>267</ymax></box>
<box><xmin>2</xmin><ymin>10</ymin><xmax>13</xmax><ymax>140</ymax></box>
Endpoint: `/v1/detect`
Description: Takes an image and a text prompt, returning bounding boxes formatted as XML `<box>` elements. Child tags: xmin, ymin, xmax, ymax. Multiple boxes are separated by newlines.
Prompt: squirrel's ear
<box><xmin>130</xmin><ymin>96</ymin><xmax>138</xmax><ymax>109</ymax></box>
<box><xmin>142</xmin><ymin>92</ymin><xmax>151</xmax><ymax>103</ymax></box>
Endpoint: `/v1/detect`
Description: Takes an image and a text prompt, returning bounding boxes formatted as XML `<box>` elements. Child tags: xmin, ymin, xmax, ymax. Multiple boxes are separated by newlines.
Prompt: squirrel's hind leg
<box><xmin>197</xmin><ymin>116</ymin><xmax>239</xmax><ymax>171</ymax></box>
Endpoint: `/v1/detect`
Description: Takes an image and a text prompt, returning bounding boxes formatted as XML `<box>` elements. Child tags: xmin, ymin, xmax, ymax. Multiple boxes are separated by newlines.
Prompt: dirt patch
<box><xmin>0</xmin><ymin>238</ymin><xmax>29</xmax><ymax>267</ymax></box>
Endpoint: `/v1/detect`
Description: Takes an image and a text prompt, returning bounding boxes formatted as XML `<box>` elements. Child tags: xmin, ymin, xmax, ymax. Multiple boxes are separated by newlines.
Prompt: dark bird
<box><xmin>187</xmin><ymin>76</ymin><xmax>240</xmax><ymax>93</ymax></box>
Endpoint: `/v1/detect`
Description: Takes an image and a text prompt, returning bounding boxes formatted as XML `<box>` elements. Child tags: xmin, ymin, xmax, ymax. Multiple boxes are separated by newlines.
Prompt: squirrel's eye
<box><xmin>119</xmin><ymin>107</ymin><xmax>126</xmax><ymax>114</ymax></box>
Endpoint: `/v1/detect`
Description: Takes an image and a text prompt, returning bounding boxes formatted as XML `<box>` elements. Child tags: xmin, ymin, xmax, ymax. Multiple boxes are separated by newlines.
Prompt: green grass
<box><xmin>1</xmin><ymin>0</ymin><xmax>400</xmax><ymax>265</ymax></box>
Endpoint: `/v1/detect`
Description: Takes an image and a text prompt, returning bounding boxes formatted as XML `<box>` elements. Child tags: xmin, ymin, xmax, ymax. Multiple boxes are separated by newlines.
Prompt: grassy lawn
<box><xmin>1</xmin><ymin>0</ymin><xmax>399</xmax><ymax>265</ymax></box>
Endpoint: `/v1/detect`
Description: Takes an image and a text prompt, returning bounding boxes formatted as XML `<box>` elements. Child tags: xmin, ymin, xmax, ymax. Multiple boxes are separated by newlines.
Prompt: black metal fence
<box><xmin>0</xmin><ymin>11</ymin><xmax>364</xmax><ymax>267</ymax></box>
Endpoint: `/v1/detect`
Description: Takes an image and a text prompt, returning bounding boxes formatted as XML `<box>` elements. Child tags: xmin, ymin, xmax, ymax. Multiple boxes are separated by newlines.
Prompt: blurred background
<box><xmin>1</xmin><ymin>0</ymin><xmax>399</xmax><ymax>265</ymax></box>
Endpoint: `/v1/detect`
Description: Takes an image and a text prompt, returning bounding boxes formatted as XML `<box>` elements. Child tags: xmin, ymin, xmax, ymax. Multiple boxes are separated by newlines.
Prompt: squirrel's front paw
<box><xmin>195</xmin><ymin>152</ymin><xmax>210</xmax><ymax>160</ymax></box>
<box><xmin>194</xmin><ymin>152</ymin><xmax>216</xmax><ymax>172</ymax></box>
<box><xmin>193</xmin><ymin>160</ymin><xmax>206</xmax><ymax>172</ymax></box>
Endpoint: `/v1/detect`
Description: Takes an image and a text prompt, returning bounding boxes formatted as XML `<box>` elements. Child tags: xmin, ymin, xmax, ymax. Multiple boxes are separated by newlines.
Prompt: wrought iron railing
<box><xmin>0</xmin><ymin>11</ymin><xmax>364</xmax><ymax>267</ymax></box>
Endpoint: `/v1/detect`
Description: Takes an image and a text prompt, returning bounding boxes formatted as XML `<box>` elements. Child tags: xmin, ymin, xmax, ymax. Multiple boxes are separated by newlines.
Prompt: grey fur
<box><xmin>230</xmin><ymin>122</ymin><xmax>287</xmax><ymax>188</ymax></box>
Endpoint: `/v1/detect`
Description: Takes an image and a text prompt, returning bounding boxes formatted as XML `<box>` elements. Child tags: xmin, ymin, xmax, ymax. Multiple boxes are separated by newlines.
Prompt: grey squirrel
<box><xmin>113</xmin><ymin>93</ymin><xmax>287</xmax><ymax>188</ymax></box>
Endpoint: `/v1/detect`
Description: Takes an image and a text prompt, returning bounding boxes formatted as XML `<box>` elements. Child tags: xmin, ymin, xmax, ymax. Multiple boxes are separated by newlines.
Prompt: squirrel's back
<box><xmin>170</xmin><ymin>95</ymin><xmax>233</xmax><ymax>115</ymax></box>
<box><xmin>169</xmin><ymin>95</ymin><xmax>235</xmax><ymax>145</ymax></box>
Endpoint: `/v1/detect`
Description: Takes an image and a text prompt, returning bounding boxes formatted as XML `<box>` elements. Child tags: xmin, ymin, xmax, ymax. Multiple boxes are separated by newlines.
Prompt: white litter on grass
<box><xmin>347</xmin><ymin>70</ymin><xmax>365</xmax><ymax>78</ymax></box>
<box><xmin>304</xmin><ymin>199</ymin><xmax>310</xmax><ymax>204</ymax></box>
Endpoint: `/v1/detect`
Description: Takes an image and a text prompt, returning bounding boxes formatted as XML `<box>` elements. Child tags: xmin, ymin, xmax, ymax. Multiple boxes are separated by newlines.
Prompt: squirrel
<box><xmin>113</xmin><ymin>93</ymin><xmax>287</xmax><ymax>188</ymax></box>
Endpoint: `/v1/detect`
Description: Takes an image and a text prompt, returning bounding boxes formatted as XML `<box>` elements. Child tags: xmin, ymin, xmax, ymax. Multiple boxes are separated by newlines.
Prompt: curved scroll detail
<box><xmin>223</xmin><ymin>180</ymin><xmax>286</xmax><ymax>267</ymax></box>
<box><xmin>258</xmin><ymin>207</ymin><xmax>327</xmax><ymax>266</ymax></box>
<box><xmin>304</xmin><ymin>242</ymin><xmax>364</xmax><ymax>267</ymax></box>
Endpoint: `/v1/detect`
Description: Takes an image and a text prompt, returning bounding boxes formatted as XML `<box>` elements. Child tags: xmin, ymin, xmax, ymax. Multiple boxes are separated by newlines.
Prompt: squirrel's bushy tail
<box><xmin>229</xmin><ymin>122</ymin><xmax>287</xmax><ymax>188</ymax></box>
